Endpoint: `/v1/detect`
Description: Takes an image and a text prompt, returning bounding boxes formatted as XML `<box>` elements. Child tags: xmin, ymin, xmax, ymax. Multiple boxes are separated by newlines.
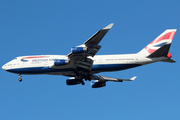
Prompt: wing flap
<box><xmin>87</xmin><ymin>45</ymin><xmax>101</xmax><ymax>57</ymax></box>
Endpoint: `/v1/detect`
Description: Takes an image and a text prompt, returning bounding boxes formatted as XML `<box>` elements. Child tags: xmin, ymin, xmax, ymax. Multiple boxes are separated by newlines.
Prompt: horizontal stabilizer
<box><xmin>161</xmin><ymin>59</ymin><xmax>176</xmax><ymax>63</ymax></box>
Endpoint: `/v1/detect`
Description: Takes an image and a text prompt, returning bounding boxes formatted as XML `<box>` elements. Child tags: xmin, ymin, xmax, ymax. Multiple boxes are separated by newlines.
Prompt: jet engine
<box><xmin>71</xmin><ymin>47</ymin><xmax>88</xmax><ymax>54</ymax></box>
<box><xmin>54</xmin><ymin>59</ymin><xmax>69</xmax><ymax>66</ymax></box>
<box><xmin>66</xmin><ymin>77</ymin><xmax>82</xmax><ymax>85</ymax></box>
<box><xmin>91</xmin><ymin>80</ymin><xmax>106</xmax><ymax>88</ymax></box>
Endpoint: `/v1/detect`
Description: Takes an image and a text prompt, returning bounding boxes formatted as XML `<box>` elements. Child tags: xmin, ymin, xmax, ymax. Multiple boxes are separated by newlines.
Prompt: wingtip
<box><xmin>103</xmin><ymin>23</ymin><xmax>114</xmax><ymax>30</ymax></box>
<box><xmin>130</xmin><ymin>76</ymin><xmax>137</xmax><ymax>81</ymax></box>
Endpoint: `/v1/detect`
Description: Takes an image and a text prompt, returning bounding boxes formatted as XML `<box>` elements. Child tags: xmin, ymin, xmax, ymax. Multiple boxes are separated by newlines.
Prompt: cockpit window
<box><xmin>14</xmin><ymin>58</ymin><xmax>17</xmax><ymax>60</ymax></box>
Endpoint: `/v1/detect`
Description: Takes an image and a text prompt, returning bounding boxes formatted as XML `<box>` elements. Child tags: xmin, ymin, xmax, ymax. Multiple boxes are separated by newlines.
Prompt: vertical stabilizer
<box><xmin>137</xmin><ymin>29</ymin><xmax>177</xmax><ymax>57</ymax></box>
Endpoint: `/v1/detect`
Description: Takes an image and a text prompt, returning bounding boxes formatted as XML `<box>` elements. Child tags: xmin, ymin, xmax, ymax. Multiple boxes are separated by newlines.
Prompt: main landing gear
<box><xmin>75</xmin><ymin>74</ymin><xmax>92</xmax><ymax>86</ymax></box>
<box><xmin>81</xmin><ymin>80</ymin><xmax>85</xmax><ymax>85</ymax></box>
<box><xmin>75</xmin><ymin>76</ymin><xmax>85</xmax><ymax>85</ymax></box>
<box><xmin>77</xmin><ymin>74</ymin><xmax>91</xmax><ymax>86</ymax></box>
<box><xmin>18</xmin><ymin>74</ymin><xmax>22</xmax><ymax>82</ymax></box>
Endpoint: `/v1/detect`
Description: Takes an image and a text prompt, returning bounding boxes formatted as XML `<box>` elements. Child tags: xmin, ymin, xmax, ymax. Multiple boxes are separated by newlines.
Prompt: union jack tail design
<box><xmin>138</xmin><ymin>29</ymin><xmax>177</xmax><ymax>57</ymax></box>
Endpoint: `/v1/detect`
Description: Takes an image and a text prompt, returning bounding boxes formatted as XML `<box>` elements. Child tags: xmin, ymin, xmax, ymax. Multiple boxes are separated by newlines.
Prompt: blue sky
<box><xmin>0</xmin><ymin>0</ymin><xmax>180</xmax><ymax>120</ymax></box>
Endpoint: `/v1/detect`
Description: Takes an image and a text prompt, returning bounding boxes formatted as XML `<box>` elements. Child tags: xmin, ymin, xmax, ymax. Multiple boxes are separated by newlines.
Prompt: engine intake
<box><xmin>71</xmin><ymin>47</ymin><xmax>88</xmax><ymax>54</ymax></box>
<box><xmin>91</xmin><ymin>81</ymin><xmax>106</xmax><ymax>88</ymax></box>
<box><xmin>54</xmin><ymin>59</ymin><xmax>69</xmax><ymax>66</ymax></box>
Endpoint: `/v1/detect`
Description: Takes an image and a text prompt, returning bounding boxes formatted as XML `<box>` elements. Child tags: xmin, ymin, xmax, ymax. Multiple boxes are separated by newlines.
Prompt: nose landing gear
<box><xmin>18</xmin><ymin>74</ymin><xmax>22</xmax><ymax>82</ymax></box>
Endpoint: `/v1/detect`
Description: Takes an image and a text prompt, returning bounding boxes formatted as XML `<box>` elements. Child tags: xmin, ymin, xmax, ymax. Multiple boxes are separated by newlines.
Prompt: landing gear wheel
<box><xmin>18</xmin><ymin>74</ymin><xmax>22</xmax><ymax>82</ymax></box>
<box><xmin>81</xmin><ymin>81</ymin><xmax>85</xmax><ymax>85</ymax></box>
<box><xmin>18</xmin><ymin>78</ymin><xmax>22</xmax><ymax>82</ymax></box>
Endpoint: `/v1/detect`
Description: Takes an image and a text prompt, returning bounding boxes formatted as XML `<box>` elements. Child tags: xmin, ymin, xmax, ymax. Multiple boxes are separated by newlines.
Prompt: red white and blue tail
<box><xmin>138</xmin><ymin>29</ymin><xmax>177</xmax><ymax>59</ymax></box>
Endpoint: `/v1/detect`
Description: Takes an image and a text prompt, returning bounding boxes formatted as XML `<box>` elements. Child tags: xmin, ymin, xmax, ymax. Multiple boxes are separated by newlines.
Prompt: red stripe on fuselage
<box><xmin>21</xmin><ymin>56</ymin><xmax>47</xmax><ymax>60</ymax></box>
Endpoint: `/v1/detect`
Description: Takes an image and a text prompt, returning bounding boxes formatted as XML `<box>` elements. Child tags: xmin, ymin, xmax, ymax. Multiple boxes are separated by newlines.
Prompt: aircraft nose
<box><xmin>2</xmin><ymin>64</ymin><xmax>7</xmax><ymax>71</ymax></box>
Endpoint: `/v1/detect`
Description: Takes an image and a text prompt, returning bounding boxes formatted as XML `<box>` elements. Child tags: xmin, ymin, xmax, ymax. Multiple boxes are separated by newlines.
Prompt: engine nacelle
<box><xmin>91</xmin><ymin>81</ymin><xmax>106</xmax><ymax>88</ymax></box>
<box><xmin>54</xmin><ymin>59</ymin><xmax>69</xmax><ymax>66</ymax></box>
<box><xmin>66</xmin><ymin>78</ymin><xmax>81</xmax><ymax>85</ymax></box>
<box><xmin>71</xmin><ymin>47</ymin><xmax>88</xmax><ymax>54</ymax></box>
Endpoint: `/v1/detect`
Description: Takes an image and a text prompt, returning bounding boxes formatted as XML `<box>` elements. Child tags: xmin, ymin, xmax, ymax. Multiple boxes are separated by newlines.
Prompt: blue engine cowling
<box><xmin>54</xmin><ymin>59</ymin><xmax>69</xmax><ymax>66</ymax></box>
<box><xmin>91</xmin><ymin>81</ymin><xmax>106</xmax><ymax>88</ymax></box>
<box><xmin>66</xmin><ymin>78</ymin><xmax>81</xmax><ymax>85</ymax></box>
<box><xmin>71</xmin><ymin>47</ymin><xmax>88</xmax><ymax>54</ymax></box>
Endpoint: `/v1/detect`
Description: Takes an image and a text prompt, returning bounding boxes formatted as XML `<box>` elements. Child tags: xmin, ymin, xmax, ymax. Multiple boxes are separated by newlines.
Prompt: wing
<box><xmin>67</xmin><ymin>23</ymin><xmax>114</xmax><ymax>71</ymax></box>
<box><xmin>90</xmin><ymin>74</ymin><xmax>137</xmax><ymax>82</ymax></box>
<box><xmin>68</xmin><ymin>23</ymin><xmax>114</xmax><ymax>58</ymax></box>
<box><xmin>90</xmin><ymin>75</ymin><xmax>137</xmax><ymax>88</ymax></box>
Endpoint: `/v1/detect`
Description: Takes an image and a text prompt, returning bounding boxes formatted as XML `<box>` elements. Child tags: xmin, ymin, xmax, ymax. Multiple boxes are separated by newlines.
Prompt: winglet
<box><xmin>103</xmin><ymin>23</ymin><xmax>114</xmax><ymax>30</ymax></box>
<box><xmin>130</xmin><ymin>76</ymin><xmax>137</xmax><ymax>81</ymax></box>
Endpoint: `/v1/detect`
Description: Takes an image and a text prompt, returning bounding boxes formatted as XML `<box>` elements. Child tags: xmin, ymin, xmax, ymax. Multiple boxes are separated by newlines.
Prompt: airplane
<box><xmin>2</xmin><ymin>23</ymin><xmax>177</xmax><ymax>88</ymax></box>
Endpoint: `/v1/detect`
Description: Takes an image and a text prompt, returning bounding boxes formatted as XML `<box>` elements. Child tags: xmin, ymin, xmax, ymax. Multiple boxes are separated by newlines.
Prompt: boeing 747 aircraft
<box><xmin>2</xmin><ymin>23</ymin><xmax>176</xmax><ymax>88</ymax></box>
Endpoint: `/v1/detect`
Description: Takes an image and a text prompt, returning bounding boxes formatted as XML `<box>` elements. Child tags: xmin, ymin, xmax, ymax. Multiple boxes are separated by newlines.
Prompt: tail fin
<box><xmin>138</xmin><ymin>29</ymin><xmax>177</xmax><ymax>58</ymax></box>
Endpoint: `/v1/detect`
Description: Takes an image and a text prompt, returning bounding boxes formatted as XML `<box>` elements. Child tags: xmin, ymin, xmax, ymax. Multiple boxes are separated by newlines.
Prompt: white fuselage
<box><xmin>1</xmin><ymin>25</ymin><xmax>176</xmax><ymax>88</ymax></box>
<box><xmin>2</xmin><ymin>53</ymin><xmax>167</xmax><ymax>77</ymax></box>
